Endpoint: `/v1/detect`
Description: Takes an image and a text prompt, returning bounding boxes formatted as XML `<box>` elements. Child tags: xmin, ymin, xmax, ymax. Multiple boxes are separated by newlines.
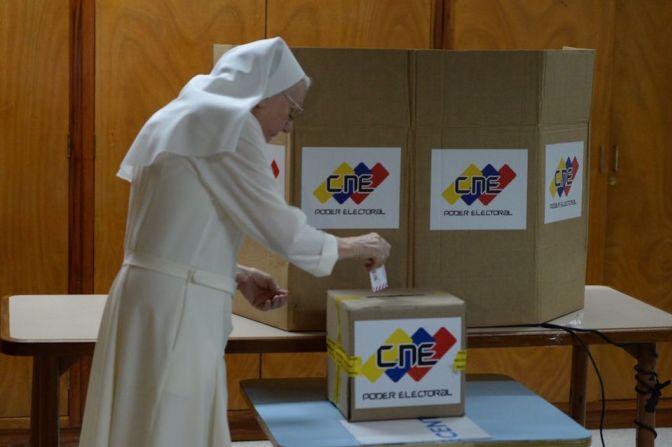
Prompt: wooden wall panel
<box><xmin>602</xmin><ymin>0</ymin><xmax>672</xmax><ymax>400</ymax></box>
<box><xmin>0</xmin><ymin>0</ymin><xmax>70</xmax><ymax>425</ymax></box>
<box><xmin>226</xmin><ymin>354</ymin><xmax>261</xmax><ymax>410</ymax></box>
<box><xmin>94</xmin><ymin>0</ymin><xmax>266</xmax><ymax>294</ymax></box>
<box><xmin>0</xmin><ymin>356</ymin><xmax>31</xmax><ymax>425</ymax></box>
<box><xmin>448</xmin><ymin>0</ymin><xmax>616</xmax><ymax>404</ymax></box>
<box><xmin>467</xmin><ymin>346</ymin><xmax>573</xmax><ymax>402</ymax></box>
<box><xmin>267</xmin><ymin>0</ymin><xmax>435</xmax><ymax>48</ymax></box>
<box><xmin>261</xmin><ymin>353</ymin><xmax>326</xmax><ymax>378</ymax></box>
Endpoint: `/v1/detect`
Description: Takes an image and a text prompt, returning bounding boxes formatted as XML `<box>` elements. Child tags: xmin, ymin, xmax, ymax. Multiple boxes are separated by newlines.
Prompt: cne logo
<box><xmin>360</xmin><ymin>327</ymin><xmax>456</xmax><ymax>383</ymax></box>
<box><xmin>313</xmin><ymin>162</ymin><xmax>389</xmax><ymax>205</ymax></box>
<box><xmin>550</xmin><ymin>156</ymin><xmax>579</xmax><ymax>198</ymax></box>
<box><xmin>442</xmin><ymin>163</ymin><xmax>516</xmax><ymax>206</ymax></box>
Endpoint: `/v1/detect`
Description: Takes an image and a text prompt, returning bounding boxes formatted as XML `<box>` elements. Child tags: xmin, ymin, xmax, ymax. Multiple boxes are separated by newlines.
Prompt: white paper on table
<box><xmin>340</xmin><ymin>416</ymin><xmax>490</xmax><ymax>444</ymax></box>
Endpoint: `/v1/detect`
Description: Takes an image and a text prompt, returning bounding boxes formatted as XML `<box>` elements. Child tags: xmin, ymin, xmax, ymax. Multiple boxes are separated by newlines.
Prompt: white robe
<box><xmin>80</xmin><ymin>114</ymin><xmax>338</xmax><ymax>447</ymax></box>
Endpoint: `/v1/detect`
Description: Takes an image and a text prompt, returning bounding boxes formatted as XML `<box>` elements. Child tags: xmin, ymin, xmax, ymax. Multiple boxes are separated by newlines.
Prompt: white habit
<box><xmin>80</xmin><ymin>114</ymin><xmax>337</xmax><ymax>446</ymax></box>
<box><xmin>81</xmin><ymin>37</ymin><xmax>336</xmax><ymax>447</ymax></box>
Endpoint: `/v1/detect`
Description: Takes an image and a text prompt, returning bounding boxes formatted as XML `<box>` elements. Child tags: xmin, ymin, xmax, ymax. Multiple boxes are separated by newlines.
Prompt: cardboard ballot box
<box><xmin>326</xmin><ymin>289</ymin><xmax>466</xmax><ymax>422</ymax></box>
<box><xmin>215</xmin><ymin>45</ymin><xmax>594</xmax><ymax>330</ymax></box>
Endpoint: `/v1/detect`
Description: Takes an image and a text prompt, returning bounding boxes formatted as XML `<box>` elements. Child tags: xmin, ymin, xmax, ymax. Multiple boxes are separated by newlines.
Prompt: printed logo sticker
<box><xmin>544</xmin><ymin>142</ymin><xmax>584</xmax><ymax>223</ymax></box>
<box><xmin>441</xmin><ymin>163</ymin><xmax>517</xmax><ymax>206</ymax></box>
<box><xmin>360</xmin><ymin>327</ymin><xmax>456</xmax><ymax>383</ymax></box>
<box><xmin>313</xmin><ymin>162</ymin><xmax>389</xmax><ymax>205</ymax></box>
<box><xmin>302</xmin><ymin>147</ymin><xmax>401</xmax><ymax>229</ymax></box>
<box><xmin>354</xmin><ymin>318</ymin><xmax>462</xmax><ymax>409</ymax></box>
<box><xmin>430</xmin><ymin>149</ymin><xmax>528</xmax><ymax>230</ymax></box>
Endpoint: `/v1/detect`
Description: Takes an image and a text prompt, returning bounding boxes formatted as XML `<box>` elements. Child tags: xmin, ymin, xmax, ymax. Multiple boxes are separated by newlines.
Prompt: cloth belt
<box><xmin>123</xmin><ymin>252</ymin><xmax>236</xmax><ymax>294</ymax></box>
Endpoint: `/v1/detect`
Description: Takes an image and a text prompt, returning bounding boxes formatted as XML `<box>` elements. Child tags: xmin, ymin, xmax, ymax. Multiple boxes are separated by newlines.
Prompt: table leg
<box><xmin>31</xmin><ymin>355</ymin><xmax>61</xmax><ymax>447</ymax></box>
<box><xmin>633</xmin><ymin>343</ymin><xmax>657</xmax><ymax>447</ymax></box>
<box><xmin>569</xmin><ymin>344</ymin><xmax>589</xmax><ymax>425</ymax></box>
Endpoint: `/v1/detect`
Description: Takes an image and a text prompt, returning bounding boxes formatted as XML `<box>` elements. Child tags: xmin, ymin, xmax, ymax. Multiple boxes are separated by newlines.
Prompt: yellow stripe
<box><xmin>331</xmin><ymin>295</ymin><xmax>363</xmax><ymax>404</ymax></box>
<box><xmin>327</xmin><ymin>338</ymin><xmax>362</xmax><ymax>376</ymax></box>
<box><xmin>453</xmin><ymin>350</ymin><xmax>467</xmax><ymax>371</ymax></box>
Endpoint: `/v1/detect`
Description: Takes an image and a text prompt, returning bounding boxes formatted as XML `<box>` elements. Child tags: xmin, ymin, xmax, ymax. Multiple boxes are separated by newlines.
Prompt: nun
<box><xmin>80</xmin><ymin>37</ymin><xmax>390</xmax><ymax>447</ymax></box>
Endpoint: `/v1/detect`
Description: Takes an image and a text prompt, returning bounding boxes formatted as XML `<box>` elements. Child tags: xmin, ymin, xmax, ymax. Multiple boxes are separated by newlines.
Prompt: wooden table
<box><xmin>468</xmin><ymin>285</ymin><xmax>672</xmax><ymax>447</ymax></box>
<box><xmin>241</xmin><ymin>376</ymin><xmax>592</xmax><ymax>446</ymax></box>
<box><xmin>2</xmin><ymin>286</ymin><xmax>672</xmax><ymax>446</ymax></box>
<box><xmin>0</xmin><ymin>294</ymin><xmax>324</xmax><ymax>447</ymax></box>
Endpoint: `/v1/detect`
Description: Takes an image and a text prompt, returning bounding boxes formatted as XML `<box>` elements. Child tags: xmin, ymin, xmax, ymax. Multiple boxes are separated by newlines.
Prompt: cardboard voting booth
<box><xmin>214</xmin><ymin>45</ymin><xmax>594</xmax><ymax>330</ymax></box>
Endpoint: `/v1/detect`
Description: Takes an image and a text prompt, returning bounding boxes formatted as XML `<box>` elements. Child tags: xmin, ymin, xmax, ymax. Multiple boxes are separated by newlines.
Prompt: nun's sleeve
<box><xmin>190</xmin><ymin>141</ymin><xmax>338</xmax><ymax>278</ymax></box>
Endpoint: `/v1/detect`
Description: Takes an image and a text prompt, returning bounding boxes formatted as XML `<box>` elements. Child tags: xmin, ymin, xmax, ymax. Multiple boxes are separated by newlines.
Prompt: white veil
<box><xmin>118</xmin><ymin>37</ymin><xmax>306</xmax><ymax>181</ymax></box>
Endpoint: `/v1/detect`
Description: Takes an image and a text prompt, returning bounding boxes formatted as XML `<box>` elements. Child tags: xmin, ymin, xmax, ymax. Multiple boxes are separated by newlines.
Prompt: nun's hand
<box><xmin>236</xmin><ymin>265</ymin><xmax>288</xmax><ymax>311</ymax></box>
<box><xmin>337</xmin><ymin>233</ymin><xmax>391</xmax><ymax>271</ymax></box>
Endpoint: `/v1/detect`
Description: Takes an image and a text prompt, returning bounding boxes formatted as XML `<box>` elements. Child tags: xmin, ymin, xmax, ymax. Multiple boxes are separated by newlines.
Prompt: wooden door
<box><xmin>0</xmin><ymin>0</ymin><xmax>70</xmax><ymax>429</ymax></box>
<box><xmin>601</xmin><ymin>0</ymin><xmax>672</xmax><ymax>409</ymax></box>
<box><xmin>446</xmin><ymin>0</ymin><xmax>615</xmax><ymax>405</ymax></box>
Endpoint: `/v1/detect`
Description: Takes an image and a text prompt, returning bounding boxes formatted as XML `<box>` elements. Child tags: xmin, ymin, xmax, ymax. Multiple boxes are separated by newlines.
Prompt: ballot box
<box><xmin>326</xmin><ymin>289</ymin><xmax>466</xmax><ymax>421</ymax></box>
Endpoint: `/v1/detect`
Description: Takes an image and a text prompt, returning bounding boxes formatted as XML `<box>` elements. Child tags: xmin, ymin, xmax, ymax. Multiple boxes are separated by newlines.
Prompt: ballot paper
<box><xmin>369</xmin><ymin>265</ymin><xmax>388</xmax><ymax>292</ymax></box>
<box><xmin>341</xmin><ymin>416</ymin><xmax>490</xmax><ymax>444</ymax></box>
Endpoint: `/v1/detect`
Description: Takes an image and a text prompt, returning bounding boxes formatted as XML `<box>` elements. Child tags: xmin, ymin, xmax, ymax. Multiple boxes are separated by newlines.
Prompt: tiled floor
<box><xmin>232</xmin><ymin>427</ymin><xmax>672</xmax><ymax>446</ymax></box>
